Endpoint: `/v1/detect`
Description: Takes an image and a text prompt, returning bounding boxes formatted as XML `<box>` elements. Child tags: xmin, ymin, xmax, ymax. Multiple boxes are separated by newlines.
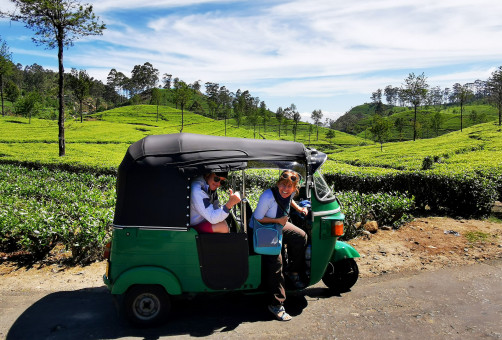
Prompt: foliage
<box><xmin>487</xmin><ymin>66</ymin><xmax>502</xmax><ymax>126</ymax></box>
<box><xmin>0</xmin><ymin>164</ymin><xmax>115</xmax><ymax>263</ymax></box>
<box><xmin>324</xmin><ymin>167</ymin><xmax>498</xmax><ymax>219</ymax></box>
<box><xmin>337</xmin><ymin>191</ymin><xmax>415</xmax><ymax>239</ymax></box>
<box><xmin>1</xmin><ymin>0</ymin><xmax>106</xmax><ymax>156</ymax></box>
<box><xmin>0</xmin><ymin>36</ymin><xmax>13</xmax><ymax>116</ymax></box>
<box><xmin>369</xmin><ymin>114</ymin><xmax>391</xmax><ymax>150</ymax></box>
<box><xmin>0</xmin><ymin>103</ymin><xmax>500</xmax><ymax>264</ymax></box>
<box><xmin>14</xmin><ymin>91</ymin><xmax>41</xmax><ymax>122</ymax></box>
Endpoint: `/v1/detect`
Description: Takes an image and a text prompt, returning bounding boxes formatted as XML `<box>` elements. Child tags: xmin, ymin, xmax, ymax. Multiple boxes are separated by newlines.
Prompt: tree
<box><xmin>259</xmin><ymin>101</ymin><xmax>268</xmax><ymax>133</ymax></box>
<box><xmin>487</xmin><ymin>66</ymin><xmax>502</xmax><ymax>126</ymax></box>
<box><xmin>394</xmin><ymin>117</ymin><xmax>406</xmax><ymax>141</ymax></box>
<box><xmin>218</xmin><ymin>86</ymin><xmax>233</xmax><ymax>136</ymax></box>
<box><xmin>129</xmin><ymin>62</ymin><xmax>158</xmax><ymax>95</ymax></box>
<box><xmin>151</xmin><ymin>87</ymin><xmax>161</xmax><ymax>121</ymax></box>
<box><xmin>311</xmin><ymin>109</ymin><xmax>323</xmax><ymax>140</ymax></box>
<box><xmin>1</xmin><ymin>0</ymin><xmax>106</xmax><ymax>156</ymax></box>
<box><xmin>290</xmin><ymin>104</ymin><xmax>301</xmax><ymax>142</ymax></box>
<box><xmin>173</xmin><ymin>81</ymin><xmax>191</xmax><ymax>132</ymax></box>
<box><xmin>5</xmin><ymin>80</ymin><xmax>20</xmax><ymax>103</ymax></box>
<box><xmin>190</xmin><ymin>80</ymin><xmax>201</xmax><ymax>93</ymax></box>
<box><xmin>205</xmin><ymin>82</ymin><xmax>220</xmax><ymax>117</ymax></box>
<box><xmin>384</xmin><ymin>85</ymin><xmax>399</xmax><ymax>106</ymax></box>
<box><xmin>428</xmin><ymin>86</ymin><xmax>443</xmax><ymax>110</ymax></box>
<box><xmin>452</xmin><ymin>83</ymin><xmax>473</xmax><ymax>131</ymax></box>
<box><xmin>0</xmin><ymin>37</ymin><xmax>13</xmax><ymax>116</ymax></box>
<box><xmin>232</xmin><ymin>89</ymin><xmax>245</xmax><ymax>127</ymax></box>
<box><xmin>162</xmin><ymin>73</ymin><xmax>172</xmax><ymax>89</ymax></box>
<box><xmin>15</xmin><ymin>91</ymin><xmax>41</xmax><ymax>123</ymax></box>
<box><xmin>324</xmin><ymin>117</ymin><xmax>336</xmax><ymax>129</ymax></box>
<box><xmin>370</xmin><ymin>114</ymin><xmax>390</xmax><ymax>151</ymax></box>
<box><xmin>276</xmin><ymin>107</ymin><xmax>284</xmax><ymax>137</ymax></box>
<box><xmin>401</xmin><ymin>72</ymin><xmax>429</xmax><ymax>141</ymax></box>
<box><xmin>429</xmin><ymin>111</ymin><xmax>444</xmax><ymax>136</ymax></box>
<box><xmin>68</xmin><ymin>68</ymin><xmax>92</xmax><ymax>123</ymax></box>
<box><xmin>325</xmin><ymin>129</ymin><xmax>335</xmax><ymax>143</ymax></box>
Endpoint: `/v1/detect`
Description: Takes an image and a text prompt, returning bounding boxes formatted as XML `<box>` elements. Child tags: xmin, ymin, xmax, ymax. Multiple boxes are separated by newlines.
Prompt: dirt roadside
<box><xmin>1</xmin><ymin>216</ymin><xmax>501</xmax><ymax>292</ymax></box>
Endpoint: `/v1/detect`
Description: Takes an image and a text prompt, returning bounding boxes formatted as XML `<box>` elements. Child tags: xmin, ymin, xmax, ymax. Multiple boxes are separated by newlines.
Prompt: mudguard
<box><xmin>331</xmin><ymin>241</ymin><xmax>360</xmax><ymax>262</ymax></box>
<box><xmin>110</xmin><ymin>266</ymin><xmax>182</xmax><ymax>295</ymax></box>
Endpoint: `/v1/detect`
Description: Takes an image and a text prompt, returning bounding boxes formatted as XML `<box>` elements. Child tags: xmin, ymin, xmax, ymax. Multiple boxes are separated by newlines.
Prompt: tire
<box><xmin>124</xmin><ymin>285</ymin><xmax>171</xmax><ymax>327</ymax></box>
<box><xmin>322</xmin><ymin>258</ymin><xmax>359</xmax><ymax>293</ymax></box>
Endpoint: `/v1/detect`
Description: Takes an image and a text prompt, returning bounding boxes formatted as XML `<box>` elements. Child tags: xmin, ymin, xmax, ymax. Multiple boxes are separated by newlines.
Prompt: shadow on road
<box><xmin>6</xmin><ymin>286</ymin><xmax>329</xmax><ymax>339</ymax></box>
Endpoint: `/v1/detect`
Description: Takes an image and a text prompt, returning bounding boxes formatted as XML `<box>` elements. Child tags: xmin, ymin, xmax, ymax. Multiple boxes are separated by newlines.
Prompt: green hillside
<box><xmin>0</xmin><ymin>104</ymin><xmax>367</xmax><ymax>170</ymax></box>
<box><xmin>336</xmin><ymin>102</ymin><xmax>499</xmax><ymax>142</ymax></box>
<box><xmin>327</xmin><ymin>120</ymin><xmax>502</xmax><ymax>173</ymax></box>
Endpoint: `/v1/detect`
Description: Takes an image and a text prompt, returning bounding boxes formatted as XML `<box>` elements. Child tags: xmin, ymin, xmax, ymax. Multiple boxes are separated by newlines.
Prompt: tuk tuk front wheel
<box><xmin>322</xmin><ymin>258</ymin><xmax>359</xmax><ymax>293</ymax></box>
<box><xmin>124</xmin><ymin>285</ymin><xmax>171</xmax><ymax>327</ymax></box>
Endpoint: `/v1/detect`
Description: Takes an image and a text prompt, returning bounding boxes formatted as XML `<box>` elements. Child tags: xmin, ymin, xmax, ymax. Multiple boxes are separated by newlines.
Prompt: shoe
<box><xmin>268</xmin><ymin>304</ymin><xmax>292</xmax><ymax>321</ymax></box>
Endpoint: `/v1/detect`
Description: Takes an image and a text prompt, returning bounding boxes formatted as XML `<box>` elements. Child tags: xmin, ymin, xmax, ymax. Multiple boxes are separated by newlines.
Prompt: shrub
<box><xmin>325</xmin><ymin>171</ymin><xmax>497</xmax><ymax>218</ymax></box>
<box><xmin>0</xmin><ymin>164</ymin><xmax>115</xmax><ymax>264</ymax></box>
<box><xmin>337</xmin><ymin>191</ymin><xmax>414</xmax><ymax>240</ymax></box>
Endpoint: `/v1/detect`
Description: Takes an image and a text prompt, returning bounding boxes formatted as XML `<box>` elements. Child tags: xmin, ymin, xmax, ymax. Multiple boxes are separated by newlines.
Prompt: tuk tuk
<box><xmin>103</xmin><ymin>133</ymin><xmax>359</xmax><ymax>326</ymax></box>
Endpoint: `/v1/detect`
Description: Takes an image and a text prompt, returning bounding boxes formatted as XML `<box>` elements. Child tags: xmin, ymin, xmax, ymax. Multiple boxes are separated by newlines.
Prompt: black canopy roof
<box><xmin>114</xmin><ymin>133</ymin><xmax>323</xmax><ymax>228</ymax></box>
<box><xmin>125</xmin><ymin>133</ymin><xmax>308</xmax><ymax>173</ymax></box>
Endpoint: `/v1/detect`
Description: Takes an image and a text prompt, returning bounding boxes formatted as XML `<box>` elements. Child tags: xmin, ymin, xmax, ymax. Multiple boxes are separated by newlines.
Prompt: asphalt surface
<box><xmin>1</xmin><ymin>259</ymin><xmax>501</xmax><ymax>340</ymax></box>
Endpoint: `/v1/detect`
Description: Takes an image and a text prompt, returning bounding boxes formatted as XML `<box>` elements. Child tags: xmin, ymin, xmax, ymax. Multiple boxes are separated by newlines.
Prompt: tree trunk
<box><xmin>413</xmin><ymin>106</ymin><xmax>417</xmax><ymax>141</ymax></box>
<box><xmin>460</xmin><ymin>103</ymin><xmax>463</xmax><ymax>132</ymax></box>
<box><xmin>0</xmin><ymin>74</ymin><xmax>4</xmax><ymax>116</ymax></box>
<box><xmin>180</xmin><ymin>107</ymin><xmax>184</xmax><ymax>132</ymax></box>
<box><xmin>58</xmin><ymin>35</ymin><xmax>65</xmax><ymax>157</ymax></box>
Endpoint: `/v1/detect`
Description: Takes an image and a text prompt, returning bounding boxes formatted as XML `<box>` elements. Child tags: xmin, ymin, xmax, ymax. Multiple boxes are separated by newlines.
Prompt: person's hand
<box><xmin>277</xmin><ymin>215</ymin><xmax>289</xmax><ymax>226</ymax></box>
<box><xmin>227</xmin><ymin>189</ymin><xmax>241</xmax><ymax>208</ymax></box>
<box><xmin>300</xmin><ymin>207</ymin><xmax>308</xmax><ymax>216</ymax></box>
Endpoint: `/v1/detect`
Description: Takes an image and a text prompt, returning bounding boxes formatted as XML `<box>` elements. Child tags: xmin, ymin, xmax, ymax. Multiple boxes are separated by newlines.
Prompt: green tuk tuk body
<box><xmin>103</xmin><ymin>133</ymin><xmax>359</xmax><ymax>326</ymax></box>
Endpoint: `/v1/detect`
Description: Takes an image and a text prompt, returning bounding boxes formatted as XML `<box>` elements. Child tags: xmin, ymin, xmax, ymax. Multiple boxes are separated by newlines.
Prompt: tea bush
<box><xmin>0</xmin><ymin>164</ymin><xmax>115</xmax><ymax>263</ymax></box>
<box><xmin>325</xmin><ymin>170</ymin><xmax>498</xmax><ymax>218</ymax></box>
<box><xmin>337</xmin><ymin>191</ymin><xmax>415</xmax><ymax>240</ymax></box>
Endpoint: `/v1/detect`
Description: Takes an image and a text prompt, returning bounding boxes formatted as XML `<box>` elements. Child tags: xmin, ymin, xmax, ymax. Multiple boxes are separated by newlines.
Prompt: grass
<box><xmin>1</xmin><ymin>104</ymin><xmax>501</xmax><ymax>188</ymax></box>
<box><xmin>0</xmin><ymin>104</ymin><xmax>369</xmax><ymax>169</ymax></box>
<box><xmin>354</xmin><ymin>103</ymin><xmax>499</xmax><ymax>142</ymax></box>
<box><xmin>464</xmin><ymin>231</ymin><xmax>491</xmax><ymax>243</ymax></box>
<box><xmin>328</xmin><ymin>121</ymin><xmax>502</xmax><ymax>173</ymax></box>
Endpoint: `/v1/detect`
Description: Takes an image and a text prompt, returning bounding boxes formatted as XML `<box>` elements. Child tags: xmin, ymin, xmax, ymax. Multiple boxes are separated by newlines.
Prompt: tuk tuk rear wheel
<box><xmin>322</xmin><ymin>258</ymin><xmax>359</xmax><ymax>293</ymax></box>
<box><xmin>124</xmin><ymin>285</ymin><xmax>171</xmax><ymax>327</ymax></box>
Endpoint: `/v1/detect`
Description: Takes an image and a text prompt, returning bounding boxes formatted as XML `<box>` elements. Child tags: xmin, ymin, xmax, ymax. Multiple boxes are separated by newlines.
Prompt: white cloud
<box><xmin>2</xmin><ymin>0</ymin><xmax>501</xmax><ymax>113</ymax></box>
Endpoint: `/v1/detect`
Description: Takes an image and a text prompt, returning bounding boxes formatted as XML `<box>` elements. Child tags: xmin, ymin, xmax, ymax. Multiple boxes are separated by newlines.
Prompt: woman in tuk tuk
<box><xmin>251</xmin><ymin>170</ymin><xmax>308</xmax><ymax>321</ymax></box>
<box><xmin>190</xmin><ymin>171</ymin><xmax>241</xmax><ymax>233</ymax></box>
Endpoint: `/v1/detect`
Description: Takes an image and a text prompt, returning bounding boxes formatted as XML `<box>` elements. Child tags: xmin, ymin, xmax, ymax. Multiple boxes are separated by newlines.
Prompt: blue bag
<box><xmin>250</xmin><ymin>217</ymin><xmax>283</xmax><ymax>255</ymax></box>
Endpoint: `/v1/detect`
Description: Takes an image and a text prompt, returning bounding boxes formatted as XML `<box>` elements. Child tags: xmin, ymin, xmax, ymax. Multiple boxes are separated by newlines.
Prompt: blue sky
<box><xmin>1</xmin><ymin>0</ymin><xmax>502</xmax><ymax>122</ymax></box>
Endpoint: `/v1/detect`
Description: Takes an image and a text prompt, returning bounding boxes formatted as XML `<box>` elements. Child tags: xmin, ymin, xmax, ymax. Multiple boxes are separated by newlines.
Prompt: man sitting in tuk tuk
<box><xmin>190</xmin><ymin>171</ymin><xmax>241</xmax><ymax>233</ymax></box>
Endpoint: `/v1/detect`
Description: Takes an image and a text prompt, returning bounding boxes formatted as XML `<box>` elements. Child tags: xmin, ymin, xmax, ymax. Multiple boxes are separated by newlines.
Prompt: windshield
<box><xmin>313</xmin><ymin>170</ymin><xmax>336</xmax><ymax>203</ymax></box>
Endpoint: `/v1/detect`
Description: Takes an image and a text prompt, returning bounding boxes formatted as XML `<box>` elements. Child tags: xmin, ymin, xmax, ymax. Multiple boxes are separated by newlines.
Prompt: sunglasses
<box><xmin>281</xmin><ymin>172</ymin><xmax>298</xmax><ymax>182</ymax></box>
<box><xmin>213</xmin><ymin>176</ymin><xmax>226</xmax><ymax>185</ymax></box>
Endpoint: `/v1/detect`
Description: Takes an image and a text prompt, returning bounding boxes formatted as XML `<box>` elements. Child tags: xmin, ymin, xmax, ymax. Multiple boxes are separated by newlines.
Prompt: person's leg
<box><xmin>192</xmin><ymin>221</ymin><xmax>213</xmax><ymax>233</ymax></box>
<box><xmin>282</xmin><ymin>222</ymin><xmax>307</xmax><ymax>274</ymax></box>
<box><xmin>262</xmin><ymin>253</ymin><xmax>286</xmax><ymax>306</ymax></box>
<box><xmin>192</xmin><ymin>220</ymin><xmax>229</xmax><ymax>233</ymax></box>
<box><xmin>251</xmin><ymin>227</ymin><xmax>290</xmax><ymax>321</ymax></box>
<box><xmin>211</xmin><ymin>220</ymin><xmax>230</xmax><ymax>233</ymax></box>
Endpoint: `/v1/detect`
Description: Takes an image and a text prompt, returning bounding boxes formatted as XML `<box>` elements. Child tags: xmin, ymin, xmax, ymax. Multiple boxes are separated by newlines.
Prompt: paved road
<box><xmin>1</xmin><ymin>259</ymin><xmax>501</xmax><ymax>340</ymax></box>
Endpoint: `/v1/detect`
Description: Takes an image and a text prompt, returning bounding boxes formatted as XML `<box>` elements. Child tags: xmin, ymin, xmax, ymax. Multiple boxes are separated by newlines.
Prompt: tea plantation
<box><xmin>1</xmin><ymin>105</ymin><xmax>501</xmax><ymax>264</ymax></box>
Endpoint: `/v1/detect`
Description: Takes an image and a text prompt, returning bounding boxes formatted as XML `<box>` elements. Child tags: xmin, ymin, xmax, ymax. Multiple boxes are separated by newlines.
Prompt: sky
<box><xmin>1</xmin><ymin>0</ymin><xmax>502</xmax><ymax>122</ymax></box>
